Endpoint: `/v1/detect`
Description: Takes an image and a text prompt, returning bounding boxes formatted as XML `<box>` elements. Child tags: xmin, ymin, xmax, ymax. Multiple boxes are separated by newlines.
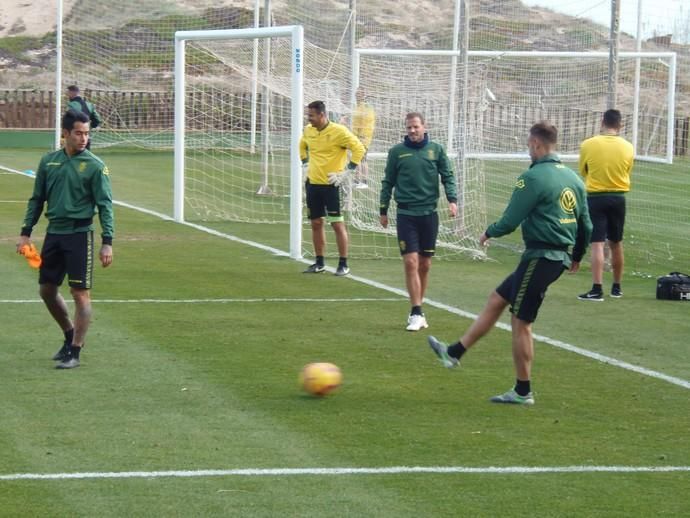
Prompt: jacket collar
<box><xmin>530</xmin><ymin>152</ymin><xmax>561</xmax><ymax>168</ymax></box>
<box><xmin>403</xmin><ymin>133</ymin><xmax>429</xmax><ymax>149</ymax></box>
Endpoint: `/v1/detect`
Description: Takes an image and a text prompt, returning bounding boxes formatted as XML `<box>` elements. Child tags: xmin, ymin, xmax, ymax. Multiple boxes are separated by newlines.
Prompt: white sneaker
<box><xmin>490</xmin><ymin>388</ymin><xmax>534</xmax><ymax>405</ymax></box>
<box><xmin>406</xmin><ymin>314</ymin><xmax>428</xmax><ymax>332</ymax></box>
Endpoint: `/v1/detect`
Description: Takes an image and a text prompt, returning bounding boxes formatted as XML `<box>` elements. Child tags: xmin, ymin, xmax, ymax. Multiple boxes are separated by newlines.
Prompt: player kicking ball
<box><xmin>426</xmin><ymin>122</ymin><xmax>591</xmax><ymax>404</ymax></box>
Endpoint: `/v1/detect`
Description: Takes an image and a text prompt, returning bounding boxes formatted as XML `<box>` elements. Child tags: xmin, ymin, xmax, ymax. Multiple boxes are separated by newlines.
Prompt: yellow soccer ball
<box><xmin>299</xmin><ymin>362</ymin><xmax>342</xmax><ymax>396</ymax></box>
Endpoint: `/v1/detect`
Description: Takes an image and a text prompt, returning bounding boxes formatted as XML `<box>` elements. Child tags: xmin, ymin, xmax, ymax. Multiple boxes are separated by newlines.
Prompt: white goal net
<box><xmin>32</xmin><ymin>0</ymin><xmax>688</xmax><ymax>270</ymax></box>
<box><xmin>174</xmin><ymin>26</ymin><xmax>304</xmax><ymax>258</ymax></box>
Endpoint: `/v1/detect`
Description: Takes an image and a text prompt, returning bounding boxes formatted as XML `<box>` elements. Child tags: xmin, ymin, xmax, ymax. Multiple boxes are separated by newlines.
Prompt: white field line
<box><xmin>1</xmin><ymin>297</ymin><xmax>404</xmax><ymax>304</ymax></box>
<box><xmin>5</xmin><ymin>177</ymin><xmax>690</xmax><ymax>391</ymax></box>
<box><xmin>0</xmin><ymin>165</ymin><xmax>35</xmax><ymax>177</ymax></box>
<box><xmin>2</xmin><ymin>465</ymin><xmax>689</xmax><ymax>481</ymax></box>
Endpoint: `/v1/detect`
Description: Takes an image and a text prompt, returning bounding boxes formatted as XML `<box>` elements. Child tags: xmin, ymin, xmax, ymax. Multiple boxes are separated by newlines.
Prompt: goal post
<box><xmin>173</xmin><ymin>25</ymin><xmax>304</xmax><ymax>259</ymax></box>
<box><xmin>348</xmin><ymin>46</ymin><xmax>677</xmax><ymax>259</ymax></box>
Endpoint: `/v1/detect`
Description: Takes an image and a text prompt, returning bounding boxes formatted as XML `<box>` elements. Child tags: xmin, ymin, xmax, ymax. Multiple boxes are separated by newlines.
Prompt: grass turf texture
<box><xmin>1</xmin><ymin>153</ymin><xmax>689</xmax><ymax>516</ymax></box>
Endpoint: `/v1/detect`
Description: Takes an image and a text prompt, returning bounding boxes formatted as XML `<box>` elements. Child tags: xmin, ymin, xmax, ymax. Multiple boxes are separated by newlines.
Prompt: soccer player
<box><xmin>351</xmin><ymin>88</ymin><xmax>376</xmax><ymax>189</ymax></box>
<box><xmin>379</xmin><ymin>112</ymin><xmax>458</xmax><ymax>331</ymax></box>
<box><xmin>17</xmin><ymin>109</ymin><xmax>114</xmax><ymax>369</ymax></box>
<box><xmin>299</xmin><ymin>100</ymin><xmax>366</xmax><ymax>276</ymax></box>
<box><xmin>576</xmin><ymin>109</ymin><xmax>634</xmax><ymax>301</ymax></box>
<box><xmin>66</xmin><ymin>85</ymin><xmax>102</xmax><ymax>150</ymax></box>
<box><xmin>427</xmin><ymin>122</ymin><xmax>592</xmax><ymax>405</ymax></box>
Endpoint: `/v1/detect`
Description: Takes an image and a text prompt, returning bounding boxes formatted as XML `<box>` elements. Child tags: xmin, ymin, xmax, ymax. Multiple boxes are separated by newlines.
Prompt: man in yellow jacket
<box><xmin>299</xmin><ymin>100</ymin><xmax>366</xmax><ymax>276</ymax></box>
<box><xmin>576</xmin><ymin>109</ymin><xmax>634</xmax><ymax>301</ymax></box>
<box><xmin>351</xmin><ymin>88</ymin><xmax>376</xmax><ymax>188</ymax></box>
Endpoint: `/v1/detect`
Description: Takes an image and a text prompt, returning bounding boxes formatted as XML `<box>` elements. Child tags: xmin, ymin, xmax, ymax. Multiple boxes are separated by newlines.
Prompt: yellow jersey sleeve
<box><xmin>299</xmin><ymin>136</ymin><xmax>308</xmax><ymax>162</ymax></box>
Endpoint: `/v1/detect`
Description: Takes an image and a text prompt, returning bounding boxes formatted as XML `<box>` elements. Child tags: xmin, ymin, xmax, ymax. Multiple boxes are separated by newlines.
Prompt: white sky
<box><xmin>523</xmin><ymin>0</ymin><xmax>687</xmax><ymax>41</ymax></box>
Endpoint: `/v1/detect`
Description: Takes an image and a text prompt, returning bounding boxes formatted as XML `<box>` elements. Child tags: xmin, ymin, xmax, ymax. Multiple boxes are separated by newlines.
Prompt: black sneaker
<box><xmin>55</xmin><ymin>356</ymin><xmax>80</xmax><ymax>369</ymax></box>
<box><xmin>303</xmin><ymin>263</ymin><xmax>325</xmax><ymax>273</ymax></box>
<box><xmin>578</xmin><ymin>290</ymin><xmax>604</xmax><ymax>302</ymax></box>
<box><xmin>52</xmin><ymin>341</ymin><xmax>71</xmax><ymax>361</ymax></box>
<box><xmin>611</xmin><ymin>286</ymin><xmax>623</xmax><ymax>298</ymax></box>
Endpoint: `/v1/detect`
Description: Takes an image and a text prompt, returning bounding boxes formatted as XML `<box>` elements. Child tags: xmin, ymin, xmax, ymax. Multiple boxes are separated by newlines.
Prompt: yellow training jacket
<box><xmin>299</xmin><ymin>121</ymin><xmax>366</xmax><ymax>185</ymax></box>
<box><xmin>352</xmin><ymin>102</ymin><xmax>376</xmax><ymax>149</ymax></box>
<box><xmin>579</xmin><ymin>134</ymin><xmax>634</xmax><ymax>193</ymax></box>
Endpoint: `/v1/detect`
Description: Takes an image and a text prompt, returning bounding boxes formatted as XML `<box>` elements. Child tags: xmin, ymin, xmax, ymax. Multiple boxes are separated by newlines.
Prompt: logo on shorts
<box><xmin>399</xmin><ymin>240</ymin><xmax>407</xmax><ymax>253</ymax></box>
<box><xmin>559</xmin><ymin>187</ymin><xmax>577</xmax><ymax>214</ymax></box>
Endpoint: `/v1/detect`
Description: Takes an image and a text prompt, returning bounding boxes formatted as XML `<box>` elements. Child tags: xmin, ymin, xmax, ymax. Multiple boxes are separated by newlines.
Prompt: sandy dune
<box><xmin>0</xmin><ymin>0</ymin><xmax>77</xmax><ymax>37</ymax></box>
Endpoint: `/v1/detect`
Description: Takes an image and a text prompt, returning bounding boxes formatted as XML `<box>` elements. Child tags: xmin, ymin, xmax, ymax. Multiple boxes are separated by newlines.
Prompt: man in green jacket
<box><xmin>17</xmin><ymin>109</ymin><xmax>114</xmax><ymax>369</ymax></box>
<box><xmin>380</xmin><ymin>112</ymin><xmax>458</xmax><ymax>331</ymax></box>
<box><xmin>67</xmin><ymin>85</ymin><xmax>102</xmax><ymax>149</ymax></box>
<box><xmin>427</xmin><ymin>121</ymin><xmax>592</xmax><ymax>405</ymax></box>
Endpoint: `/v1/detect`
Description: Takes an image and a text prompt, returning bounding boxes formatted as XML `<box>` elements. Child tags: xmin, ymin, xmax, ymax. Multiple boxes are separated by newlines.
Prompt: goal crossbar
<box><xmin>354</xmin><ymin>49</ymin><xmax>677</xmax><ymax>163</ymax></box>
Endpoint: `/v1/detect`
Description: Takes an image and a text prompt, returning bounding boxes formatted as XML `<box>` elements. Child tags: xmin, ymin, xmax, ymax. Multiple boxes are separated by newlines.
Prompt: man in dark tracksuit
<box><xmin>67</xmin><ymin>85</ymin><xmax>102</xmax><ymax>150</ymax></box>
<box><xmin>17</xmin><ymin>109</ymin><xmax>114</xmax><ymax>369</ymax></box>
<box><xmin>380</xmin><ymin>112</ymin><xmax>458</xmax><ymax>332</ymax></box>
<box><xmin>428</xmin><ymin>121</ymin><xmax>592</xmax><ymax>405</ymax></box>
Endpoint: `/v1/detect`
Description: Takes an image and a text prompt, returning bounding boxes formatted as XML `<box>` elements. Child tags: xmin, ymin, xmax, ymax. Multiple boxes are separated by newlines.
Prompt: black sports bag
<box><xmin>656</xmin><ymin>272</ymin><xmax>690</xmax><ymax>301</ymax></box>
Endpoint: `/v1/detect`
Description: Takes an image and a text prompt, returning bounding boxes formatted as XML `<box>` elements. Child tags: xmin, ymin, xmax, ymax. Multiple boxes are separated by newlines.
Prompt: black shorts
<box><xmin>496</xmin><ymin>257</ymin><xmax>565</xmax><ymax>323</ymax></box>
<box><xmin>396</xmin><ymin>212</ymin><xmax>439</xmax><ymax>257</ymax></box>
<box><xmin>39</xmin><ymin>231</ymin><xmax>94</xmax><ymax>289</ymax></box>
<box><xmin>587</xmin><ymin>195</ymin><xmax>626</xmax><ymax>243</ymax></box>
<box><xmin>305</xmin><ymin>181</ymin><xmax>342</xmax><ymax>221</ymax></box>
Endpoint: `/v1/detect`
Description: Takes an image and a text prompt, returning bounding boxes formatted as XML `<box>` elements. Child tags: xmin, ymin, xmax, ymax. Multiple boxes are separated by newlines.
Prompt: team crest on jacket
<box><xmin>79</xmin><ymin>162</ymin><xmax>87</xmax><ymax>173</ymax></box>
<box><xmin>559</xmin><ymin>187</ymin><xmax>577</xmax><ymax>214</ymax></box>
<box><xmin>427</xmin><ymin>149</ymin><xmax>435</xmax><ymax>160</ymax></box>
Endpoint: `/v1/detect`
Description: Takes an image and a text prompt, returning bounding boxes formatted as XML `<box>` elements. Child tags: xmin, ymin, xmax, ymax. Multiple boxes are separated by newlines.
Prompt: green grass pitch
<box><xmin>1</xmin><ymin>148</ymin><xmax>689</xmax><ymax>516</ymax></box>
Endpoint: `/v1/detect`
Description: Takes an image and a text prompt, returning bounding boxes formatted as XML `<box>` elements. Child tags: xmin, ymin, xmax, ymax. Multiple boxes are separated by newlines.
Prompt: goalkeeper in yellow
<box><xmin>300</xmin><ymin>100</ymin><xmax>366</xmax><ymax>276</ymax></box>
<box><xmin>351</xmin><ymin>88</ymin><xmax>376</xmax><ymax>188</ymax></box>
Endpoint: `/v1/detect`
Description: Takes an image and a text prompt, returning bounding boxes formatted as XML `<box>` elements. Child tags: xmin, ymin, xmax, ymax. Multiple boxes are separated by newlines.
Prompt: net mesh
<box><xmin>0</xmin><ymin>0</ymin><xmax>688</xmax><ymax>271</ymax></box>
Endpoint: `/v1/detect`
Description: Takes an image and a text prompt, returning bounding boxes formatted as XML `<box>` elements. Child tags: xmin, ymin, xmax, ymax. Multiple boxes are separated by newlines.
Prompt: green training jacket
<box><xmin>68</xmin><ymin>97</ymin><xmax>102</xmax><ymax>128</ymax></box>
<box><xmin>21</xmin><ymin>148</ymin><xmax>114</xmax><ymax>244</ymax></box>
<box><xmin>486</xmin><ymin>153</ymin><xmax>592</xmax><ymax>265</ymax></box>
<box><xmin>380</xmin><ymin>136</ymin><xmax>457</xmax><ymax>216</ymax></box>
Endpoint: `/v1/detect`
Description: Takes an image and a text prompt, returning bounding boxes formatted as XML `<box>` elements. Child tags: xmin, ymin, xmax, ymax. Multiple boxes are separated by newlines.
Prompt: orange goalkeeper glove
<box><xmin>19</xmin><ymin>243</ymin><xmax>42</xmax><ymax>269</ymax></box>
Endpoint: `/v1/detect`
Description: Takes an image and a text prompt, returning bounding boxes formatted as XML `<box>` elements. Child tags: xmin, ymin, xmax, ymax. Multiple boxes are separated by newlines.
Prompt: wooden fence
<box><xmin>1</xmin><ymin>89</ymin><xmax>689</xmax><ymax>155</ymax></box>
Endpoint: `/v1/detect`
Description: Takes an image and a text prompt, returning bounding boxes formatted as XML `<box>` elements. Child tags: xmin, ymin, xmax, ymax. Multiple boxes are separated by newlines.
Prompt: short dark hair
<box><xmin>529</xmin><ymin>121</ymin><xmax>558</xmax><ymax>145</ymax></box>
<box><xmin>602</xmin><ymin>109</ymin><xmax>622</xmax><ymax>129</ymax></box>
<box><xmin>67</xmin><ymin>85</ymin><xmax>80</xmax><ymax>93</ymax></box>
<box><xmin>405</xmin><ymin>112</ymin><xmax>425</xmax><ymax>125</ymax></box>
<box><xmin>307</xmin><ymin>100</ymin><xmax>326</xmax><ymax>114</ymax></box>
<box><xmin>62</xmin><ymin>109</ymin><xmax>89</xmax><ymax>131</ymax></box>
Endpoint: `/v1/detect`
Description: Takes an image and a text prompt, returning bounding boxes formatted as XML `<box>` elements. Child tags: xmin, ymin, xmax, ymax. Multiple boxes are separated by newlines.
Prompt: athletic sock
<box><xmin>515</xmin><ymin>379</ymin><xmax>531</xmax><ymax>396</ymax></box>
<box><xmin>338</xmin><ymin>257</ymin><xmax>347</xmax><ymax>268</ymax></box>
<box><xmin>592</xmin><ymin>283</ymin><xmax>603</xmax><ymax>293</ymax></box>
<box><xmin>315</xmin><ymin>255</ymin><xmax>325</xmax><ymax>267</ymax></box>
<box><xmin>69</xmin><ymin>345</ymin><xmax>82</xmax><ymax>359</ymax></box>
<box><xmin>64</xmin><ymin>328</ymin><xmax>74</xmax><ymax>344</ymax></box>
<box><xmin>410</xmin><ymin>305</ymin><xmax>423</xmax><ymax>316</ymax></box>
<box><xmin>447</xmin><ymin>341</ymin><xmax>466</xmax><ymax>360</ymax></box>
